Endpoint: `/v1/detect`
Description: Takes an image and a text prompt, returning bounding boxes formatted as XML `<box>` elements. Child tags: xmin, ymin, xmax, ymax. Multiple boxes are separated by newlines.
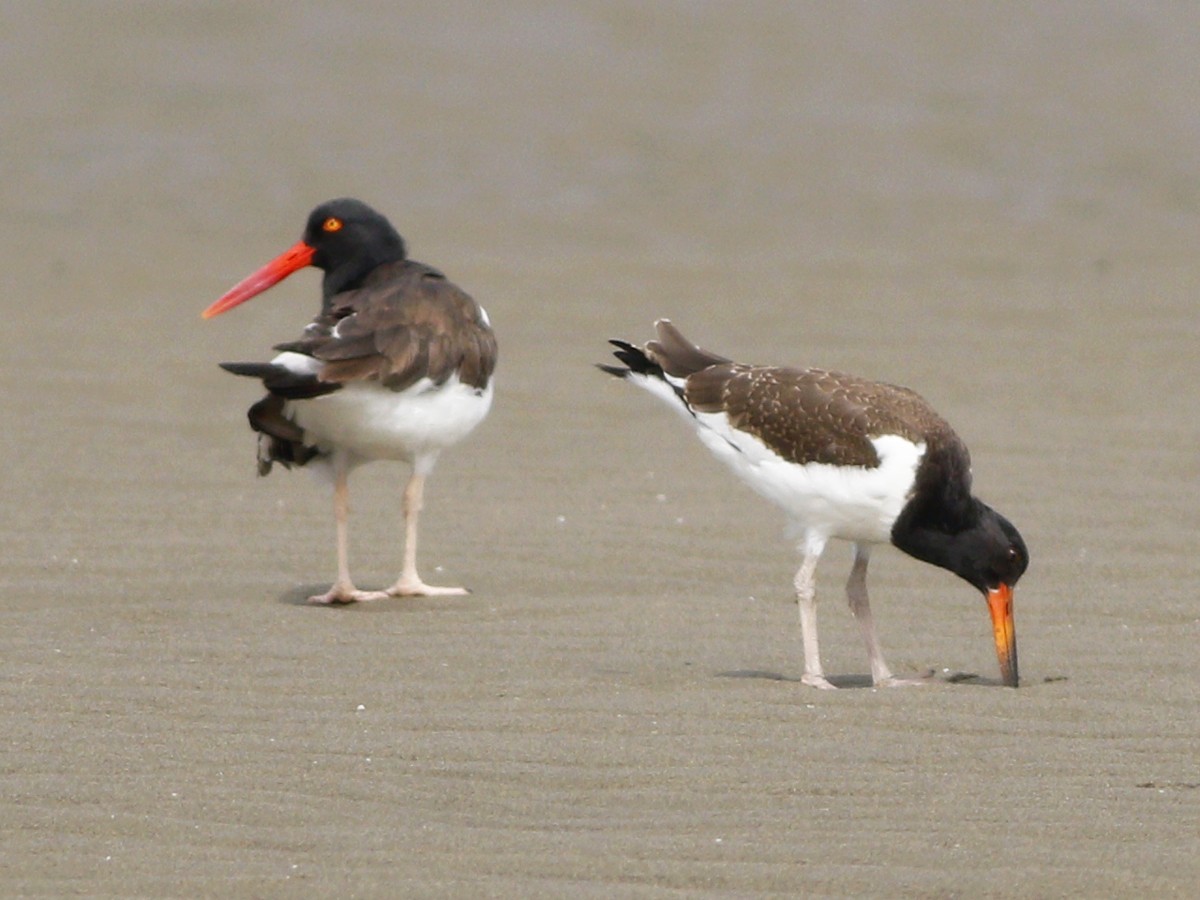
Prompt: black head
<box><xmin>301</xmin><ymin>198</ymin><xmax>407</xmax><ymax>295</ymax></box>
<box><xmin>892</xmin><ymin>500</ymin><xmax>1027</xmax><ymax>687</ymax></box>
<box><xmin>946</xmin><ymin>505</ymin><xmax>1028</xmax><ymax>595</ymax></box>
<box><xmin>202</xmin><ymin>198</ymin><xmax>407</xmax><ymax>320</ymax></box>
<box><xmin>893</xmin><ymin>498</ymin><xmax>1026</xmax><ymax>593</ymax></box>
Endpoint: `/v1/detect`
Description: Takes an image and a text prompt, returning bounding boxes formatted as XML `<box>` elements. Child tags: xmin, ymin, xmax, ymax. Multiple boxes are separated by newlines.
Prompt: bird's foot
<box><xmin>801</xmin><ymin>673</ymin><xmax>839</xmax><ymax>690</ymax></box>
<box><xmin>384</xmin><ymin>577</ymin><xmax>470</xmax><ymax>598</ymax></box>
<box><xmin>307</xmin><ymin>584</ymin><xmax>386</xmax><ymax>605</ymax></box>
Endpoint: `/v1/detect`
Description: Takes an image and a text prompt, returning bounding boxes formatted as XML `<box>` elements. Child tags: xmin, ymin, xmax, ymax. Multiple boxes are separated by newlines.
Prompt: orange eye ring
<box><xmin>322</xmin><ymin>217</ymin><xmax>343</xmax><ymax>232</ymax></box>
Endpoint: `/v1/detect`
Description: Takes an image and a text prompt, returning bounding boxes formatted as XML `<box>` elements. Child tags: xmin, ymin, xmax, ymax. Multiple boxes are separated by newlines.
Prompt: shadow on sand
<box><xmin>275</xmin><ymin>584</ymin><xmax>473</xmax><ymax>613</ymax></box>
<box><xmin>715</xmin><ymin>669</ymin><xmax>1045</xmax><ymax>688</ymax></box>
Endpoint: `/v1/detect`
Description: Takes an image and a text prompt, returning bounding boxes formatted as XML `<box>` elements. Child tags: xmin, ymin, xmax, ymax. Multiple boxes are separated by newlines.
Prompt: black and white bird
<box><xmin>204</xmin><ymin>198</ymin><xmax>497</xmax><ymax>604</ymax></box>
<box><xmin>601</xmin><ymin>320</ymin><xmax>1027</xmax><ymax>688</ymax></box>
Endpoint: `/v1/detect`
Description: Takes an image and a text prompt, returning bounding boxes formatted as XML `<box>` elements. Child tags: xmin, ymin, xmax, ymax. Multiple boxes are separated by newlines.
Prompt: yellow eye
<box><xmin>322</xmin><ymin>217</ymin><xmax>343</xmax><ymax>232</ymax></box>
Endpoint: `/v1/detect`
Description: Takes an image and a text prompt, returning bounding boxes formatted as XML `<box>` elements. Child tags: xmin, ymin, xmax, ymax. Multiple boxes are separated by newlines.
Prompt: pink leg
<box><xmin>383</xmin><ymin>472</ymin><xmax>469</xmax><ymax>598</ymax></box>
<box><xmin>308</xmin><ymin>455</ymin><xmax>386</xmax><ymax>604</ymax></box>
<box><xmin>846</xmin><ymin>544</ymin><xmax>926</xmax><ymax>687</ymax></box>
<box><xmin>795</xmin><ymin>537</ymin><xmax>836</xmax><ymax>690</ymax></box>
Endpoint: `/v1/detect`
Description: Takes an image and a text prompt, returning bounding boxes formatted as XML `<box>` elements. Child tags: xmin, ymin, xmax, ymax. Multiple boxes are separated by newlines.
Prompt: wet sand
<box><xmin>3</xmin><ymin>3</ymin><xmax>1199</xmax><ymax>895</ymax></box>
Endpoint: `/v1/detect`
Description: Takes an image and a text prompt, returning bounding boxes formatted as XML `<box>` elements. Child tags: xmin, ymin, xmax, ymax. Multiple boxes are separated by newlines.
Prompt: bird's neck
<box><xmin>321</xmin><ymin>241</ymin><xmax>406</xmax><ymax>301</ymax></box>
<box><xmin>889</xmin><ymin>442</ymin><xmax>985</xmax><ymax>578</ymax></box>
<box><xmin>891</xmin><ymin>493</ymin><xmax>984</xmax><ymax>567</ymax></box>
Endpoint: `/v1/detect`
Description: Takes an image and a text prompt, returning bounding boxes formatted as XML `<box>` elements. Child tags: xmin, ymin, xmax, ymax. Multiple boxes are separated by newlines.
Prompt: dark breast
<box><xmin>684</xmin><ymin>364</ymin><xmax>957</xmax><ymax>469</ymax></box>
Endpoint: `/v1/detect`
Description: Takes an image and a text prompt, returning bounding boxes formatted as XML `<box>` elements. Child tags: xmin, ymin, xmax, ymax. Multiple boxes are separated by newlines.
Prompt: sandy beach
<box><xmin>2</xmin><ymin>3</ymin><xmax>1198</xmax><ymax>895</ymax></box>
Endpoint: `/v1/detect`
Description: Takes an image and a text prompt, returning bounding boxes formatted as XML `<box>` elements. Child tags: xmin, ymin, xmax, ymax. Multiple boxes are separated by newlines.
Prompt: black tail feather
<box><xmin>219</xmin><ymin>361</ymin><xmax>340</xmax><ymax>400</ymax></box>
<box><xmin>220</xmin><ymin>361</ymin><xmax>278</xmax><ymax>379</ymax></box>
<box><xmin>597</xmin><ymin>339</ymin><xmax>665</xmax><ymax>379</ymax></box>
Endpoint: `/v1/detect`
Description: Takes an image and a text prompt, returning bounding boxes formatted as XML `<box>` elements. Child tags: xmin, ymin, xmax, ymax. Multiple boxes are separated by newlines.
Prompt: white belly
<box><xmin>287</xmin><ymin>375</ymin><xmax>493</xmax><ymax>468</ymax></box>
<box><xmin>693</xmin><ymin>412</ymin><xmax>923</xmax><ymax>545</ymax></box>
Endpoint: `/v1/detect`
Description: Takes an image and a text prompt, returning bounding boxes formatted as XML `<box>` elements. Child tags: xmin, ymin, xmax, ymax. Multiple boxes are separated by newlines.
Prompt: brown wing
<box><xmin>278</xmin><ymin>260</ymin><xmax>497</xmax><ymax>392</ymax></box>
<box><xmin>685</xmin><ymin>363</ymin><xmax>957</xmax><ymax>469</ymax></box>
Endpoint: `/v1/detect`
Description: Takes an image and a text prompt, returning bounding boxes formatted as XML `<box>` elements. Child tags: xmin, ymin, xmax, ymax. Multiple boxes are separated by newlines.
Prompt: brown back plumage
<box><xmin>644</xmin><ymin>320</ymin><xmax>964</xmax><ymax>470</ymax></box>
<box><xmin>276</xmin><ymin>260</ymin><xmax>497</xmax><ymax>393</ymax></box>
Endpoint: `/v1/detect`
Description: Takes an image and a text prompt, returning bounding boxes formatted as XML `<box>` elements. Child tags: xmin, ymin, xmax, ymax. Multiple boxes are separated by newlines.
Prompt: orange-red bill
<box><xmin>201</xmin><ymin>240</ymin><xmax>316</xmax><ymax>319</ymax></box>
<box><xmin>986</xmin><ymin>583</ymin><xmax>1019</xmax><ymax>687</ymax></box>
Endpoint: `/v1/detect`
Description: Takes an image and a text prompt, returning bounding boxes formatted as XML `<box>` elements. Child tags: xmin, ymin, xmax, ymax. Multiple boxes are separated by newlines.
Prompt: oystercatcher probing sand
<box><xmin>601</xmin><ymin>320</ymin><xmax>1026</xmax><ymax>688</ymax></box>
<box><xmin>204</xmin><ymin>199</ymin><xmax>497</xmax><ymax>604</ymax></box>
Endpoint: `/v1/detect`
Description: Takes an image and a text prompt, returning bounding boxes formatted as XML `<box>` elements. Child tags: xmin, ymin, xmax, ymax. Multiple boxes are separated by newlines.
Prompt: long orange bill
<box><xmin>986</xmin><ymin>583</ymin><xmax>1019</xmax><ymax>687</ymax></box>
<box><xmin>201</xmin><ymin>240</ymin><xmax>316</xmax><ymax>319</ymax></box>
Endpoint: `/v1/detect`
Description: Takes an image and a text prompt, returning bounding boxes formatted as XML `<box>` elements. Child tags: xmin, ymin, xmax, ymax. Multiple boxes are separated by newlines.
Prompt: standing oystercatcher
<box><xmin>601</xmin><ymin>320</ymin><xmax>1026</xmax><ymax>688</ymax></box>
<box><xmin>203</xmin><ymin>198</ymin><xmax>497</xmax><ymax>604</ymax></box>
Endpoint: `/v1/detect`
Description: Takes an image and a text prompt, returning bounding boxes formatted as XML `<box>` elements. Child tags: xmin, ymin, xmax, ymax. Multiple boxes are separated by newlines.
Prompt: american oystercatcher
<box><xmin>203</xmin><ymin>198</ymin><xmax>497</xmax><ymax>604</ymax></box>
<box><xmin>601</xmin><ymin>320</ymin><xmax>1027</xmax><ymax>688</ymax></box>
